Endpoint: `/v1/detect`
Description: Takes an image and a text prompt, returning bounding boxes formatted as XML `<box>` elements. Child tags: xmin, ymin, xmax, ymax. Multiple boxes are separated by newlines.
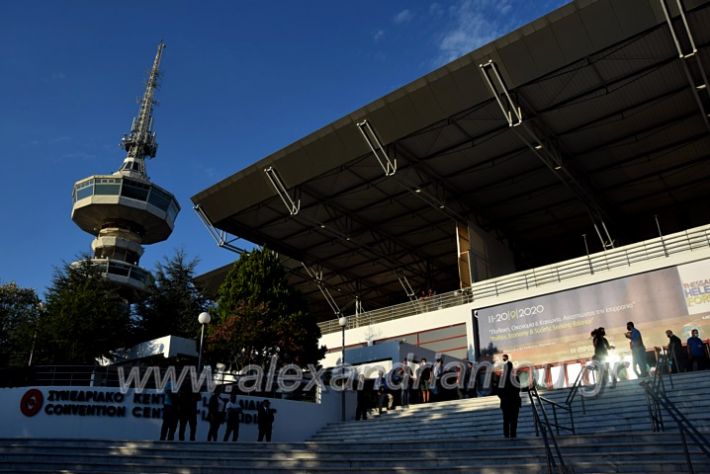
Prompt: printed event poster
<box><xmin>474</xmin><ymin>259</ymin><xmax>710</xmax><ymax>365</ymax></box>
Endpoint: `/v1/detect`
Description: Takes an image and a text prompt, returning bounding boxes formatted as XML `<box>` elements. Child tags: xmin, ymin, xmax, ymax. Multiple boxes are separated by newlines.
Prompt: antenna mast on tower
<box><xmin>120</xmin><ymin>41</ymin><xmax>165</xmax><ymax>175</ymax></box>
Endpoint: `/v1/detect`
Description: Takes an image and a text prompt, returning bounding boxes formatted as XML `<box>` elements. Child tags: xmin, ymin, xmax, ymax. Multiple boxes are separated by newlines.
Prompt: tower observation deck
<box><xmin>71</xmin><ymin>42</ymin><xmax>180</xmax><ymax>298</ymax></box>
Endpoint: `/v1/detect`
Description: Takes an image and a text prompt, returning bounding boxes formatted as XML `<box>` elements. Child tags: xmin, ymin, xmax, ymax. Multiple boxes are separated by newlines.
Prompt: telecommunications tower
<box><xmin>70</xmin><ymin>42</ymin><xmax>180</xmax><ymax>299</ymax></box>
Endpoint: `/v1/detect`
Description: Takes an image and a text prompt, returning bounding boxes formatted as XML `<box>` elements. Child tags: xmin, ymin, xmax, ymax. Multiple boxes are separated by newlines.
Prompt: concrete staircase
<box><xmin>1</xmin><ymin>372</ymin><xmax>708</xmax><ymax>473</ymax></box>
<box><xmin>311</xmin><ymin>371</ymin><xmax>710</xmax><ymax>442</ymax></box>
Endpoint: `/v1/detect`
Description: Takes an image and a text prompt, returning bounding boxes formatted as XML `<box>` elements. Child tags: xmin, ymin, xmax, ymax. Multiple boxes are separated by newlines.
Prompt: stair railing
<box><xmin>645</xmin><ymin>353</ymin><xmax>673</xmax><ymax>432</ymax></box>
<box><xmin>528</xmin><ymin>384</ymin><xmax>573</xmax><ymax>473</ymax></box>
<box><xmin>640</xmin><ymin>379</ymin><xmax>710</xmax><ymax>474</ymax></box>
<box><xmin>564</xmin><ymin>363</ymin><xmax>589</xmax><ymax>417</ymax></box>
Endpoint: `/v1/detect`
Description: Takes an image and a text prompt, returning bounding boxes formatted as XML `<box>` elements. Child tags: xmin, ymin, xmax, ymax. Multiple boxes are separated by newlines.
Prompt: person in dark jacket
<box><xmin>461</xmin><ymin>360</ymin><xmax>475</xmax><ymax>398</ymax></box>
<box><xmin>665</xmin><ymin>329</ymin><xmax>685</xmax><ymax>373</ymax></box>
<box><xmin>376</xmin><ymin>370</ymin><xmax>393</xmax><ymax>413</ymax></box>
<box><xmin>159</xmin><ymin>383</ymin><xmax>178</xmax><ymax>441</ymax></box>
<box><xmin>592</xmin><ymin>327</ymin><xmax>616</xmax><ymax>388</ymax></box>
<box><xmin>257</xmin><ymin>399</ymin><xmax>275</xmax><ymax>442</ymax></box>
<box><xmin>497</xmin><ymin>354</ymin><xmax>521</xmax><ymax>439</ymax></box>
<box><xmin>687</xmin><ymin>328</ymin><xmax>708</xmax><ymax>371</ymax></box>
<box><xmin>355</xmin><ymin>374</ymin><xmax>369</xmax><ymax>420</ymax></box>
<box><xmin>223</xmin><ymin>394</ymin><xmax>242</xmax><ymax>442</ymax></box>
<box><xmin>206</xmin><ymin>387</ymin><xmax>227</xmax><ymax>442</ymax></box>
<box><xmin>178</xmin><ymin>382</ymin><xmax>200</xmax><ymax>441</ymax></box>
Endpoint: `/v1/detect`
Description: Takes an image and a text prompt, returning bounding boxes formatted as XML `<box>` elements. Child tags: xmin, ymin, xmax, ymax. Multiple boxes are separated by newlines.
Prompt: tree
<box><xmin>0</xmin><ymin>282</ymin><xmax>41</xmax><ymax>367</ymax></box>
<box><xmin>39</xmin><ymin>259</ymin><xmax>134</xmax><ymax>364</ymax></box>
<box><xmin>207</xmin><ymin>248</ymin><xmax>325</xmax><ymax>369</ymax></box>
<box><xmin>135</xmin><ymin>250</ymin><xmax>209</xmax><ymax>340</ymax></box>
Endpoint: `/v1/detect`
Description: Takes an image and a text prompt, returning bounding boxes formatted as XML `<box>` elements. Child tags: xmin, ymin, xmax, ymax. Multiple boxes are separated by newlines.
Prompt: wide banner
<box><xmin>475</xmin><ymin>259</ymin><xmax>710</xmax><ymax>365</ymax></box>
<box><xmin>0</xmin><ymin>386</ymin><xmax>343</xmax><ymax>442</ymax></box>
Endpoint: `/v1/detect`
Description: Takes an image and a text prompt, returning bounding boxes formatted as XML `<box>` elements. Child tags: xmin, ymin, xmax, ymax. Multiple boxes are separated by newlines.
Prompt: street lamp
<box><xmin>338</xmin><ymin>315</ymin><xmax>347</xmax><ymax>422</ymax></box>
<box><xmin>27</xmin><ymin>302</ymin><xmax>43</xmax><ymax>367</ymax></box>
<box><xmin>197</xmin><ymin>311</ymin><xmax>211</xmax><ymax>373</ymax></box>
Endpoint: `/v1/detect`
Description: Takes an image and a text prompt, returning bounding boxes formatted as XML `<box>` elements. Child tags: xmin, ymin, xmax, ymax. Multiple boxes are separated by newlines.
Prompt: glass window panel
<box><xmin>419</xmin><ymin>335</ymin><xmax>467</xmax><ymax>354</ymax></box>
<box><xmin>108</xmin><ymin>261</ymin><xmax>130</xmax><ymax>277</ymax></box>
<box><xmin>121</xmin><ymin>179</ymin><xmax>149</xmax><ymax>201</ymax></box>
<box><xmin>376</xmin><ymin>333</ymin><xmax>416</xmax><ymax>345</ymax></box>
<box><xmin>91</xmin><ymin>260</ymin><xmax>108</xmax><ymax>273</ymax></box>
<box><xmin>94</xmin><ymin>183</ymin><xmax>121</xmax><ymax>195</ymax></box>
<box><xmin>75</xmin><ymin>186</ymin><xmax>94</xmax><ymax>200</ymax></box>
<box><xmin>418</xmin><ymin>324</ymin><xmax>466</xmax><ymax>344</ymax></box>
<box><xmin>439</xmin><ymin>347</ymin><xmax>468</xmax><ymax>360</ymax></box>
<box><xmin>167</xmin><ymin>201</ymin><xmax>179</xmax><ymax>221</ymax></box>
<box><xmin>148</xmin><ymin>188</ymin><xmax>171</xmax><ymax>211</ymax></box>
<box><xmin>131</xmin><ymin>267</ymin><xmax>151</xmax><ymax>284</ymax></box>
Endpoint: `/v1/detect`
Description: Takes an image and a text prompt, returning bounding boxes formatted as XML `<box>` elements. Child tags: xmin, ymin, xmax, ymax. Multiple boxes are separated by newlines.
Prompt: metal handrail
<box><xmin>534</xmin><ymin>390</ymin><xmax>576</xmax><ymax>436</ymax></box>
<box><xmin>563</xmin><ymin>364</ymin><xmax>588</xmax><ymax>421</ymax></box>
<box><xmin>528</xmin><ymin>384</ymin><xmax>572</xmax><ymax>473</ymax></box>
<box><xmin>641</xmin><ymin>379</ymin><xmax>710</xmax><ymax>474</ymax></box>
<box><xmin>646</xmin><ymin>354</ymin><xmax>673</xmax><ymax>432</ymax></box>
<box><xmin>319</xmin><ymin>224</ymin><xmax>710</xmax><ymax>334</ymax></box>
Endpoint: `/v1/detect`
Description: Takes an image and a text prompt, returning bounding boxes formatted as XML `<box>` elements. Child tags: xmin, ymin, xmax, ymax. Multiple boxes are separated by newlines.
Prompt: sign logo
<box><xmin>20</xmin><ymin>389</ymin><xmax>43</xmax><ymax>417</ymax></box>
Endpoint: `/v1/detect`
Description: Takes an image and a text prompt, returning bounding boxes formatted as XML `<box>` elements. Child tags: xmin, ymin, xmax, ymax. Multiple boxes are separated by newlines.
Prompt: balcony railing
<box><xmin>318</xmin><ymin>224</ymin><xmax>710</xmax><ymax>334</ymax></box>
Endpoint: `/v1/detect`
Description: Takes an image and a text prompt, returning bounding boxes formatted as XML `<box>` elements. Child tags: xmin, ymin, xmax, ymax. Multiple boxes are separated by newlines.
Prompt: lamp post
<box><xmin>197</xmin><ymin>311</ymin><xmax>211</xmax><ymax>373</ymax></box>
<box><xmin>27</xmin><ymin>302</ymin><xmax>43</xmax><ymax>367</ymax></box>
<box><xmin>338</xmin><ymin>315</ymin><xmax>347</xmax><ymax>422</ymax></box>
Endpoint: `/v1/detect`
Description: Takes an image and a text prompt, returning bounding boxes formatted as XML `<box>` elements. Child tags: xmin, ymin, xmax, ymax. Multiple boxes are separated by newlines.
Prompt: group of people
<box><xmin>205</xmin><ymin>390</ymin><xmax>243</xmax><ymax>442</ymax></box>
<box><xmin>665</xmin><ymin>328</ymin><xmax>709</xmax><ymax>372</ymax></box>
<box><xmin>160</xmin><ymin>385</ymin><xmax>276</xmax><ymax>442</ymax></box>
<box><xmin>591</xmin><ymin>322</ymin><xmax>709</xmax><ymax>385</ymax></box>
<box><xmin>358</xmin><ymin>357</ymin><xmax>477</xmax><ymax>419</ymax></box>
<box><xmin>159</xmin><ymin>382</ymin><xmax>200</xmax><ymax>441</ymax></box>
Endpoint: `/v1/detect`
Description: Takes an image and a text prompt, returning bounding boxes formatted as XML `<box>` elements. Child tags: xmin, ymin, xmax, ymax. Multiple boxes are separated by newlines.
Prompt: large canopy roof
<box><xmin>193</xmin><ymin>0</ymin><xmax>710</xmax><ymax>321</ymax></box>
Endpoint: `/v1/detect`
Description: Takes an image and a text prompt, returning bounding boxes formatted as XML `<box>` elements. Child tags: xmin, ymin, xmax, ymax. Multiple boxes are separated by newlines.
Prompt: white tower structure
<box><xmin>71</xmin><ymin>42</ymin><xmax>180</xmax><ymax>298</ymax></box>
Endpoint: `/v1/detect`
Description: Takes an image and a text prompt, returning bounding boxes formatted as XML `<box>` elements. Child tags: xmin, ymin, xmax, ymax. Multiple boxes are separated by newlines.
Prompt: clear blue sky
<box><xmin>0</xmin><ymin>0</ymin><xmax>568</xmax><ymax>298</ymax></box>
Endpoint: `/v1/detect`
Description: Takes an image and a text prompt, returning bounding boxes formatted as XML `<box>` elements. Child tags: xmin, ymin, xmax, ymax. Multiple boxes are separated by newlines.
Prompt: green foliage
<box><xmin>208</xmin><ymin>248</ymin><xmax>325</xmax><ymax>369</ymax></box>
<box><xmin>0</xmin><ymin>282</ymin><xmax>41</xmax><ymax>367</ymax></box>
<box><xmin>135</xmin><ymin>249</ymin><xmax>209</xmax><ymax>340</ymax></box>
<box><xmin>39</xmin><ymin>259</ymin><xmax>134</xmax><ymax>364</ymax></box>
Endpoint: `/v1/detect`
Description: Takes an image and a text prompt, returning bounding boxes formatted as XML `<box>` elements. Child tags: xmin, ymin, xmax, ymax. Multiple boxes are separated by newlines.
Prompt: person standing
<box><xmin>687</xmin><ymin>329</ymin><xmax>708</xmax><ymax>371</ymax></box>
<box><xmin>257</xmin><ymin>400</ymin><xmax>275</xmax><ymax>442</ymax></box>
<box><xmin>355</xmin><ymin>374</ymin><xmax>369</xmax><ymax>420</ymax></box>
<box><xmin>462</xmin><ymin>360</ymin><xmax>475</xmax><ymax>398</ymax></box>
<box><xmin>432</xmin><ymin>357</ymin><xmax>444</xmax><ymax>401</ymax></box>
<box><xmin>497</xmin><ymin>354</ymin><xmax>521</xmax><ymax>439</ymax></box>
<box><xmin>665</xmin><ymin>330</ymin><xmax>685</xmax><ymax>373</ymax></box>
<box><xmin>625</xmin><ymin>322</ymin><xmax>649</xmax><ymax>377</ymax></box>
<box><xmin>592</xmin><ymin>327</ymin><xmax>616</xmax><ymax>388</ymax></box>
<box><xmin>206</xmin><ymin>388</ymin><xmax>227</xmax><ymax>442</ymax></box>
<box><xmin>376</xmin><ymin>370</ymin><xmax>393</xmax><ymax>414</ymax></box>
<box><xmin>178</xmin><ymin>382</ymin><xmax>200</xmax><ymax>441</ymax></box>
<box><xmin>399</xmin><ymin>360</ymin><xmax>413</xmax><ymax>408</ymax></box>
<box><xmin>223</xmin><ymin>394</ymin><xmax>242</xmax><ymax>442</ymax></box>
<box><xmin>160</xmin><ymin>383</ymin><xmax>178</xmax><ymax>441</ymax></box>
<box><xmin>418</xmin><ymin>358</ymin><xmax>432</xmax><ymax>403</ymax></box>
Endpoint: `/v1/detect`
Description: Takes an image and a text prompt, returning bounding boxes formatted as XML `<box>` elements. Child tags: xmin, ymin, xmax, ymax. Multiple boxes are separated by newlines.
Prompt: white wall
<box><xmin>321</xmin><ymin>304</ymin><xmax>476</xmax><ymax>362</ymax></box>
<box><xmin>1</xmin><ymin>386</ymin><xmax>346</xmax><ymax>442</ymax></box>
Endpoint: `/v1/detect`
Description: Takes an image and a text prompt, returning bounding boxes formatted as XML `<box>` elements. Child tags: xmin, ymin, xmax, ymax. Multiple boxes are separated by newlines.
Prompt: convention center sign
<box><xmin>475</xmin><ymin>259</ymin><xmax>710</xmax><ymax>365</ymax></box>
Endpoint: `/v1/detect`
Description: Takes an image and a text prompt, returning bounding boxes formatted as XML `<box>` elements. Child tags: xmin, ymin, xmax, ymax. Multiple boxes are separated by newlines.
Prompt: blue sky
<box><xmin>0</xmin><ymin>0</ymin><xmax>568</xmax><ymax>298</ymax></box>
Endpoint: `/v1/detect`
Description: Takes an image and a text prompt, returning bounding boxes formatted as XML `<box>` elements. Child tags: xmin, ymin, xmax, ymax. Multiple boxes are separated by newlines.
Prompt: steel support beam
<box><xmin>194</xmin><ymin>204</ymin><xmax>247</xmax><ymax>254</ymax></box>
<box><xmin>479</xmin><ymin>59</ymin><xmax>615</xmax><ymax>249</ymax></box>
